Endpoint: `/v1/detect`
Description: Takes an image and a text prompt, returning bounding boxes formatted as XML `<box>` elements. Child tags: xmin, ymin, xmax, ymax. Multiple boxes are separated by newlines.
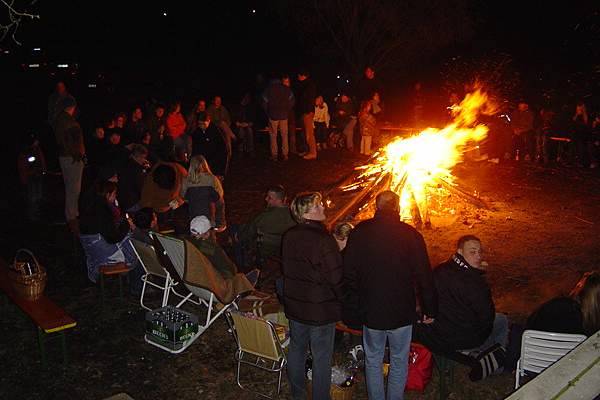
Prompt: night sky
<box><xmin>6</xmin><ymin>1</ymin><xmax>597</xmax><ymax>75</ymax></box>
<box><xmin>2</xmin><ymin>1</ymin><xmax>598</xmax><ymax>120</ymax></box>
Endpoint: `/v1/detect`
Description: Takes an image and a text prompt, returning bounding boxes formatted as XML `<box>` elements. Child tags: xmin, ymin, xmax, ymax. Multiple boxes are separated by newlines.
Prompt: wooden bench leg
<box><xmin>100</xmin><ymin>273</ymin><xmax>106</xmax><ymax>308</ymax></box>
<box><xmin>61</xmin><ymin>331</ymin><xmax>68</xmax><ymax>364</ymax></box>
<box><xmin>37</xmin><ymin>328</ymin><xmax>70</xmax><ymax>367</ymax></box>
<box><xmin>37</xmin><ymin>327</ymin><xmax>47</xmax><ymax>368</ymax></box>
<box><xmin>435</xmin><ymin>355</ymin><xmax>455</xmax><ymax>400</ymax></box>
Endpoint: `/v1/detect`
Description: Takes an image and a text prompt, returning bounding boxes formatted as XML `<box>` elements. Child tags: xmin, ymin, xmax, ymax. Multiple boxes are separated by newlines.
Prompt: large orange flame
<box><xmin>350</xmin><ymin>86</ymin><xmax>497</xmax><ymax>224</ymax></box>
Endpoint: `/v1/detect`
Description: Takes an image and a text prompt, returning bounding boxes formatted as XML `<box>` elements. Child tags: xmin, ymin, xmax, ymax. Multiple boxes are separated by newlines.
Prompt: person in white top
<box><xmin>313</xmin><ymin>96</ymin><xmax>330</xmax><ymax>150</ymax></box>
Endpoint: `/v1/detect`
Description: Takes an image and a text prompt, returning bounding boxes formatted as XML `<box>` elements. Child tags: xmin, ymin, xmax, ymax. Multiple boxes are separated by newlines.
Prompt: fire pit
<box><xmin>325</xmin><ymin>86</ymin><xmax>497</xmax><ymax>229</ymax></box>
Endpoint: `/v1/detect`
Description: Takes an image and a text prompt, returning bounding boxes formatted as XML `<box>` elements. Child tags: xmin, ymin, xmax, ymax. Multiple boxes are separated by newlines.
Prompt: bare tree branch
<box><xmin>1</xmin><ymin>0</ymin><xmax>40</xmax><ymax>45</ymax></box>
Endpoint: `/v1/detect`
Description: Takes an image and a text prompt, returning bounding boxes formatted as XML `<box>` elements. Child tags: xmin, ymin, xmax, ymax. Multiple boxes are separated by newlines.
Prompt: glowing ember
<box><xmin>344</xmin><ymin>86</ymin><xmax>497</xmax><ymax>225</ymax></box>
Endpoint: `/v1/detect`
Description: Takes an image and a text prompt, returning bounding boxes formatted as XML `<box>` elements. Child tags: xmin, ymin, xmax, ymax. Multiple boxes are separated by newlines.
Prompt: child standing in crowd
<box><xmin>359</xmin><ymin>100</ymin><xmax>377</xmax><ymax>156</ymax></box>
<box><xmin>314</xmin><ymin>95</ymin><xmax>330</xmax><ymax>150</ymax></box>
<box><xmin>182</xmin><ymin>155</ymin><xmax>226</xmax><ymax>231</ymax></box>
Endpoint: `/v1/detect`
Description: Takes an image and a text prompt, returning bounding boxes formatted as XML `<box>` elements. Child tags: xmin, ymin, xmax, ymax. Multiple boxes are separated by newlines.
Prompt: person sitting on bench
<box><xmin>412</xmin><ymin>235</ymin><xmax>508</xmax><ymax>380</ymax></box>
<box><xmin>79</xmin><ymin>180</ymin><xmax>139</xmax><ymax>283</ymax></box>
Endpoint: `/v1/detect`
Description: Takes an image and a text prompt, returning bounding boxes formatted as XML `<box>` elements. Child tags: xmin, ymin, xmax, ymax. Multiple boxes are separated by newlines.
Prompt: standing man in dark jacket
<box><xmin>191</xmin><ymin>114</ymin><xmax>227</xmax><ymax>178</ymax></box>
<box><xmin>344</xmin><ymin>190</ymin><xmax>436</xmax><ymax>400</ymax></box>
<box><xmin>118</xmin><ymin>144</ymin><xmax>149</xmax><ymax>213</ymax></box>
<box><xmin>283</xmin><ymin>192</ymin><xmax>344</xmax><ymax>400</ymax></box>
<box><xmin>54</xmin><ymin>97</ymin><xmax>86</xmax><ymax>236</ymax></box>
<box><xmin>296</xmin><ymin>70</ymin><xmax>318</xmax><ymax>159</ymax></box>
<box><xmin>262</xmin><ymin>77</ymin><xmax>295</xmax><ymax>161</ymax></box>
<box><xmin>413</xmin><ymin>235</ymin><xmax>496</xmax><ymax>355</ymax></box>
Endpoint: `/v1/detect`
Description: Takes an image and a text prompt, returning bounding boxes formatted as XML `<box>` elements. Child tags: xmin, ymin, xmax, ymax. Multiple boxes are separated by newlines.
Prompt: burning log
<box><xmin>326</xmin><ymin>85</ymin><xmax>496</xmax><ymax>229</ymax></box>
<box><xmin>435</xmin><ymin>178</ymin><xmax>490</xmax><ymax>210</ymax></box>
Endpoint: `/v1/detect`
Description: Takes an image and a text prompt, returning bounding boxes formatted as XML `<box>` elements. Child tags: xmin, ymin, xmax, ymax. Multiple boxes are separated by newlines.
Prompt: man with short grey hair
<box><xmin>344</xmin><ymin>190</ymin><xmax>436</xmax><ymax>400</ymax></box>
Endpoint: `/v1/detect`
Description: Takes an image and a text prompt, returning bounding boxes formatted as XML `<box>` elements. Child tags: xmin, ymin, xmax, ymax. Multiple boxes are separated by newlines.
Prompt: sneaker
<box><xmin>245</xmin><ymin>269</ymin><xmax>260</xmax><ymax>287</ymax></box>
<box><xmin>303</xmin><ymin>153</ymin><xmax>317</xmax><ymax>160</ymax></box>
<box><xmin>348</xmin><ymin>345</ymin><xmax>364</xmax><ymax>362</ymax></box>
<box><xmin>488</xmin><ymin>158</ymin><xmax>500</xmax><ymax>164</ymax></box>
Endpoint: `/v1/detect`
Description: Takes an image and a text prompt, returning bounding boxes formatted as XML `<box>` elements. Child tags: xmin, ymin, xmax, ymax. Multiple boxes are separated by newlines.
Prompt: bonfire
<box><xmin>326</xmin><ymin>86</ymin><xmax>498</xmax><ymax>228</ymax></box>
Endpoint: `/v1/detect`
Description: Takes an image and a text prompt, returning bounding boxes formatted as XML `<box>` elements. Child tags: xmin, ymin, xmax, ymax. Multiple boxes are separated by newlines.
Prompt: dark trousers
<box><xmin>315</xmin><ymin>122</ymin><xmax>328</xmax><ymax>144</ymax></box>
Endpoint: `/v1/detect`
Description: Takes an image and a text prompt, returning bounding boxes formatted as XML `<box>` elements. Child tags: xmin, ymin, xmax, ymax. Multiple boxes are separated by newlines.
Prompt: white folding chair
<box><xmin>515</xmin><ymin>329</ymin><xmax>586</xmax><ymax>388</ymax></box>
<box><xmin>152</xmin><ymin>233</ymin><xmax>239</xmax><ymax>337</ymax></box>
<box><xmin>129</xmin><ymin>238</ymin><xmax>183</xmax><ymax>311</ymax></box>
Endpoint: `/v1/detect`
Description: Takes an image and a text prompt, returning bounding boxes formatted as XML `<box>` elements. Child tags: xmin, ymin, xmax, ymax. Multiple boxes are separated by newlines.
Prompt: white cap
<box><xmin>190</xmin><ymin>215</ymin><xmax>211</xmax><ymax>235</ymax></box>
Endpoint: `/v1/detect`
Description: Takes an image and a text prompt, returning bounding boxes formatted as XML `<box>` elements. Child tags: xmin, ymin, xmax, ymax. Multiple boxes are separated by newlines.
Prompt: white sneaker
<box><xmin>348</xmin><ymin>345</ymin><xmax>364</xmax><ymax>362</ymax></box>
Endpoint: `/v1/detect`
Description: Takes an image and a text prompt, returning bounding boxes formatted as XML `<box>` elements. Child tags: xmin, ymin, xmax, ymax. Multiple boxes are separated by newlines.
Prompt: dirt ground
<box><xmin>1</xmin><ymin>139</ymin><xmax>599</xmax><ymax>400</ymax></box>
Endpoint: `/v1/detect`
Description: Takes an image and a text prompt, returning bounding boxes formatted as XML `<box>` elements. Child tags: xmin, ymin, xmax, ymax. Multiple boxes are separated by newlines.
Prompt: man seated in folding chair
<box><xmin>152</xmin><ymin>221</ymin><xmax>258</xmax><ymax>325</ymax></box>
<box><xmin>186</xmin><ymin>216</ymin><xmax>260</xmax><ymax>285</ymax></box>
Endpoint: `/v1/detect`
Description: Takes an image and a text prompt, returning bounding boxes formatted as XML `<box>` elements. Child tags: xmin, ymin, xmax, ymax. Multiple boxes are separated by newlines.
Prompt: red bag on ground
<box><xmin>406</xmin><ymin>342</ymin><xmax>433</xmax><ymax>392</ymax></box>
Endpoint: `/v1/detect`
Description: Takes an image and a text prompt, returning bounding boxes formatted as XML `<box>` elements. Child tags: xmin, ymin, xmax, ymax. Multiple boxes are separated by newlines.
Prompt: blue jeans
<box><xmin>363</xmin><ymin>324</ymin><xmax>413</xmax><ymax>400</ymax></box>
<box><xmin>287</xmin><ymin>320</ymin><xmax>335</xmax><ymax>400</ymax></box>
<box><xmin>474</xmin><ymin>313</ymin><xmax>509</xmax><ymax>352</ymax></box>
<box><xmin>79</xmin><ymin>233</ymin><xmax>136</xmax><ymax>283</ymax></box>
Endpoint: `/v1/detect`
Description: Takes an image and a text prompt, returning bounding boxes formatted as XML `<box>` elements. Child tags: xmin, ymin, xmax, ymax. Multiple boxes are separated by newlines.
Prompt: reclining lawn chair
<box><xmin>130</xmin><ymin>238</ymin><xmax>185</xmax><ymax>311</ymax></box>
<box><xmin>225</xmin><ymin>310</ymin><xmax>288</xmax><ymax>399</ymax></box>
<box><xmin>152</xmin><ymin>232</ymin><xmax>254</xmax><ymax>343</ymax></box>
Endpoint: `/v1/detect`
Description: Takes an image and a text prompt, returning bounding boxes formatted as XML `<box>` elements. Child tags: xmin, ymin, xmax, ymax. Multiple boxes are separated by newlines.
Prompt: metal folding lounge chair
<box><xmin>515</xmin><ymin>329</ymin><xmax>586</xmax><ymax>389</ymax></box>
<box><xmin>129</xmin><ymin>238</ymin><xmax>183</xmax><ymax>311</ymax></box>
<box><xmin>225</xmin><ymin>310</ymin><xmax>288</xmax><ymax>399</ymax></box>
<box><xmin>150</xmin><ymin>232</ymin><xmax>241</xmax><ymax>353</ymax></box>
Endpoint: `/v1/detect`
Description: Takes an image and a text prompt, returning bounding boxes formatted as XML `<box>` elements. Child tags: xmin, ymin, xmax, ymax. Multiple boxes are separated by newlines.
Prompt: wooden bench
<box><xmin>99</xmin><ymin>262</ymin><xmax>130</xmax><ymax>306</ymax></box>
<box><xmin>0</xmin><ymin>260</ymin><xmax>76</xmax><ymax>367</ymax></box>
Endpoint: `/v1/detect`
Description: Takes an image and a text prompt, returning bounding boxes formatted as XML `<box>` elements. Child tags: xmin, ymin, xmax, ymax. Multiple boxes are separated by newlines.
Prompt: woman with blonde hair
<box><xmin>181</xmin><ymin>155</ymin><xmax>226</xmax><ymax>231</ymax></box>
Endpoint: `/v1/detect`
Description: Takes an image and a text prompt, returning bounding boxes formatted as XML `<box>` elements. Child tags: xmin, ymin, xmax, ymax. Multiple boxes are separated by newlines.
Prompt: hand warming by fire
<box><xmin>339</xmin><ymin>86</ymin><xmax>498</xmax><ymax>227</ymax></box>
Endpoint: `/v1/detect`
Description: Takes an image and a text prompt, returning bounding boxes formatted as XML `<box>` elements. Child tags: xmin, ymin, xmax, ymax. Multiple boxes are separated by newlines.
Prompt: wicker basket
<box><xmin>8</xmin><ymin>249</ymin><xmax>47</xmax><ymax>301</ymax></box>
<box><xmin>307</xmin><ymin>381</ymin><xmax>354</xmax><ymax>400</ymax></box>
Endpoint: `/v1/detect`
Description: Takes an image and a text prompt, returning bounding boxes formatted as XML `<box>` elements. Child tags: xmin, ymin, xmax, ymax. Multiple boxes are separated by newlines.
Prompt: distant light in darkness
<box><xmin>163</xmin><ymin>12</ymin><xmax>167</xmax><ymax>17</ymax></box>
<box><xmin>251</xmin><ymin>9</ymin><xmax>256</xmax><ymax>14</ymax></box>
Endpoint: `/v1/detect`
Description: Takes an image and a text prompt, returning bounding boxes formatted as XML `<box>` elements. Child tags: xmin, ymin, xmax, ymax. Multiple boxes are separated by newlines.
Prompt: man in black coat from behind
<box><xmin>344</xmin><ymin>190</ymin><xmax>436</xmax><ymax>399</ymax></box>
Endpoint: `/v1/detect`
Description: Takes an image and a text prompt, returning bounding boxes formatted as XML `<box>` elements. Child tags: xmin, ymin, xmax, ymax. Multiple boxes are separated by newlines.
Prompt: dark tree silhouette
<box><xmin>272</xmin><ymin>0</ymin><xmax>474</xmax><ymax>74</ymax></box>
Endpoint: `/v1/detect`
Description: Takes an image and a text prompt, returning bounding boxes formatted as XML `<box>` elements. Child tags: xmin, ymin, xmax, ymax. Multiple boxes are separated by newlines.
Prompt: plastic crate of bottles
<box><xmin>145</xmin><ymin>306</ymin><xmax>199</xmax><ymax>351</ymax></box>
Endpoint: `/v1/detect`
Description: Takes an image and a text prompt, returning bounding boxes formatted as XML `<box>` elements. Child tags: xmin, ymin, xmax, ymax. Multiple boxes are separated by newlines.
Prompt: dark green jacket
<box><xmin>239</xmin><ymin>206</ymin><xmax>296</xmax><ymax>258</ymax></box>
